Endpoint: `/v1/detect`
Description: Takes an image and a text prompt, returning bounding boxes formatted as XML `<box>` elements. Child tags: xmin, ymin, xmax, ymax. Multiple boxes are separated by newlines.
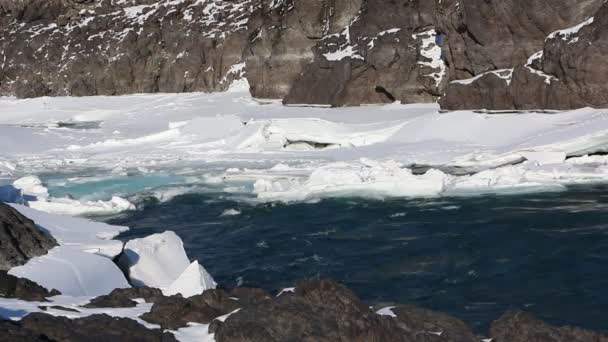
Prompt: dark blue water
<box><xmin>109</xmin><ymin>185</ymin><xmax>608</xmax><ymax>331</ymax></box>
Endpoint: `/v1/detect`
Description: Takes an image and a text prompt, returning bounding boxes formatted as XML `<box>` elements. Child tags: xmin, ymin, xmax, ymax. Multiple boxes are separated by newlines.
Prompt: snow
<box><xmin>376</xmin><ymin>306</ymin><xmax>397</xmax><ymax>317</ymax></box>
<box><xmin>413</xmin><ymin>29</ymin><xmax>446</xmax><ymax>86</ymax></box>
<box><xmin>0</xmin><ymin>295</ymin><xmax>155</xmax><ymax>327</ymax></box>
<box><xmin>172</xmin><ymin>323</ymin><xmax>215</xmax><ymax>342</ymax></box>
<box><xmin>164</xmin><ymin>261</ymin><xmax>217</xmax><ymax>298</ymax></box>
<box><xmin>547</xmin><ymin>17</ymin><xmax>594</xmax><ymax>43</ymax></box>
<box><xmin>525</xmin><ymin>51</ymin><xmax>557</xmax><ymax>84</ymax></box>
<box><xmin>6</xmin><ymin>204</ymin><xmax>130</xmax><ymax>296</ymax></box>
<box><xmin>7</xmin><ymin>204</ymin><xmax>127</xmax><ymax>258</ymax></box>
<box><xmin>119</xmin><ymin>231</ymin><xmax>191</xmax><ymax>288</ymax></box>
<box><xmin>2</xmin><ymin>89</ymin><xmax>608</xmax><ymax>204</ymax></box>
<box><xmin>9</xmin><ymin>247</ymin><xmax>130</xmax><ymax>297</ymax></box>
<box><xmin>119</xmin><ymin>231</ymin><xmax>216</xmax><ymax>297</ymax></box>
<box><xmin>451</xmin><ymin>69</ymin><xmax>513</xmax><ymax>86</ymax></box>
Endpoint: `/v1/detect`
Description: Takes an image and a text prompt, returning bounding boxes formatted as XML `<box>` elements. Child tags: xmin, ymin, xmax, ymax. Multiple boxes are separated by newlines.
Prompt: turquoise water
<box><xmin>108</xmin><ymin>185</ymin><xmax>608</xmax><ymax>332</ymax></box>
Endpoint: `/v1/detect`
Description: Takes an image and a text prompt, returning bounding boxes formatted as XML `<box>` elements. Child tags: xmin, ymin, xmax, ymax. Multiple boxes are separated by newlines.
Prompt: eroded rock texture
<box><xmin>440</xmin><ymin>1</ymin><xmax>607</xmax><ymax>110</ymax></box>
<box><xmin>0</xmin><ymin>0</ymin><xmax>255</xmax><ymax>98</ymax></box>
<box><xmin>1</xmin><ymin>0</ymin><xmax>607</xmax><ymax>109</ymax></box>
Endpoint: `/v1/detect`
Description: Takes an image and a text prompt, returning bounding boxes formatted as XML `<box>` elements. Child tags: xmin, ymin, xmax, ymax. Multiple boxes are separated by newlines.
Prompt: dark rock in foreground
<box><xmin>0</xmin><ymin>271</ymin><xmax>60</xmax><ymax>302</ymax></box>
<box><xmin>17</xmin><ymin>313</ymin><xmax>177</xmax><ymax>342</ymax></box>
<box><xmin>140</xmin><ymin>288</ymin><xmax>261</xmax><ymax>329</ymax></box>
<box><xmin>0</xmin><ymin>203</ymin><xmax>57</xmax><ymax>271</ymax></box>
<box><xmin>491</xmin><ymin>311</ymin><xmax>608</xmax><ymax>342</ymax></box>
<box><xmin>212</xmin><ymin>279</ymin><xmax>475</xmax><ymax>342</ymax></box>
<box><xmin>1</xmin><ymin>278</ymin><xmax>607</xmax><ymax>341</ymax></box>
<box><xmin>83</xmin><ymin>286</ymin><xmax>164</xmax><ymax>308</ymax></box>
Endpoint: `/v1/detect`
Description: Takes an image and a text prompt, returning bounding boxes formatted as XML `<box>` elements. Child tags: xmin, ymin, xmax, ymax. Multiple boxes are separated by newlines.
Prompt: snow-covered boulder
<box><xmin>119</xmin><ymin>231</ymin><xmax>216</xmax><ymax>296</ymax></box>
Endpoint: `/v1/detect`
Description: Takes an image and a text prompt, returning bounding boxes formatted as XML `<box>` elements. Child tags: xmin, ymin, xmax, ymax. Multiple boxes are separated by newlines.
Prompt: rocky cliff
<box><xmin>1</xmin><ymin>0</ymin><xmax>606</xmax><ymax>110</ymax></box>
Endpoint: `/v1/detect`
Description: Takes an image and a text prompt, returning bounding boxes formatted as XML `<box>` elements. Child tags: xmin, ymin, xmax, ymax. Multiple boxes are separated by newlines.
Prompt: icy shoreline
<box><xmin>3</xmin><ymin>91</ymin><xmax>608</xmax><ymax>212</ymax></box>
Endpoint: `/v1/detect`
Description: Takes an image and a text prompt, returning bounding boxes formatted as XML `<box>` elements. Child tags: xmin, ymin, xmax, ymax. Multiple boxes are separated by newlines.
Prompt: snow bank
<box><xmin>119</xmin><ymin>231</ymin><xmax>216</xmax><ymax>297</ymax></box>
<box><xmin>8</xmin><ymin>203</ymin><xmax>127</xmax><ymax>258</ymax></box>
<box><xmin>9</xmin><ymin>247</ymin><xmax>130</xmax><ymax>297</ymax></box>
<box><xmin>7</xmin><ymin>204</ymin><xmax>130</xmax><ymax>296</ymax></box>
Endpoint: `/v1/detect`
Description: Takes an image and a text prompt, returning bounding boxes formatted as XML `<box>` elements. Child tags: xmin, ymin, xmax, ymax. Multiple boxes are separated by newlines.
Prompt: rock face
<box><xmin>248</xmin><ymin>0</ymin><xmax>446</xmax><ymax>106</ymax></box>
<box><xmin>440</xmin><ymin>1</ymin><xmax>608</xmax><ymax>110</ymax></box>
<box><xmin>0</xmin><ymin>271</ymin><xmax>60</xmax><ymax>301</ymax></box>
<box><xmin>0</xmin><ymin>0</ymin><xmax>254</xmax><ymax>98</ymax></box>
<box><xmin>1</xmin><ymin>0</ymin><xmax>607</xmax><ymax>109</ymax></box>
<box><xmin>0</xmin><ymin>203</ymin><xmax>57</xmax><ymax>271</ymax></box>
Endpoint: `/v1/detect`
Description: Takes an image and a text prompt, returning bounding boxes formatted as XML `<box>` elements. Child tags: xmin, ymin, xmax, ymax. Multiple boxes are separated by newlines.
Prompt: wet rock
<box><xmin>18</xmin><ymin>313</ymin><xmax>178</xmax><ymax>342</ymax></box>
<box><xmin>490</xmin><ymin>310</ymin><xmax>608</xmax><ymax>342</ymax></box>
<box><xmin>140</xmin><ymin>289</ymin><xmax>241</xmax><ymax>330</ymax></box>
<box><xmin>0</xmin><ymin>271</ymin><xmax>60</xmax><ymax>302</ymax></box>
<box><xmin>0</xmin><ymin>203</ymin><xmax>57</xmax><ymax>271</ymax></box>
<box><xmin>83</xmin><ymin>286</ymin><xmax>164</xmax><ymax>308</ymax></box>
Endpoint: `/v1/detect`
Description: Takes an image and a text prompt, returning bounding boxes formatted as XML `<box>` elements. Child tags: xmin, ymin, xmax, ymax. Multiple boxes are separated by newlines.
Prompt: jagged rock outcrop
<box><xmin>0</xmin><ymin>203</ymin><xmax>57</xmax><ymax>271</ymax></box>
<box><xmin>440</xmin><ymin>1</ymin><xmax>608</xmax><ymax>110</ymax></box>
<box><xmin>0</xmin><ymin>271</ymin><xmax>60</xmax><ymax>301</ymax></box>
<box><xmin>0</xmin><ymin>0</ymin><xmax>255</xmax><ymax>98</ymax></box>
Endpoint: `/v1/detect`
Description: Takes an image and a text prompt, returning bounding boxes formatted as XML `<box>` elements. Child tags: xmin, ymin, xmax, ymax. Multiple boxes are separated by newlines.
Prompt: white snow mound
<box><xmin>119</xmin><ymin>231</ymin><xmax>216</xmax><ymax>296</ymax></box>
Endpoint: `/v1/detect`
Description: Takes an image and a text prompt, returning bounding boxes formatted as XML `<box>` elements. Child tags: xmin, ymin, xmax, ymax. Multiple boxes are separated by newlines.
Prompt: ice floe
<box><xmin>118</xmin><ymin>231</ymin><xmax>216</xmax><ymax>297</ymax></box>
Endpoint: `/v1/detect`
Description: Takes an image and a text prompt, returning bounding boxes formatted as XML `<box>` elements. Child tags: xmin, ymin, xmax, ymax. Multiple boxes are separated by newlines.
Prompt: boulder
<box><xmin>83</xmin><ymin>286</ymin><xmax>164</xmax><ymax>308</ymax></box>
<box><xmin>0</xmin><ymin>203</ymin><xmax>57</xmax><ymax>271</ymax></box>
<box><xmin>0</xmin><ymin>271</ymin><xmax>60</xmax><ymax>302</ymax></box>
